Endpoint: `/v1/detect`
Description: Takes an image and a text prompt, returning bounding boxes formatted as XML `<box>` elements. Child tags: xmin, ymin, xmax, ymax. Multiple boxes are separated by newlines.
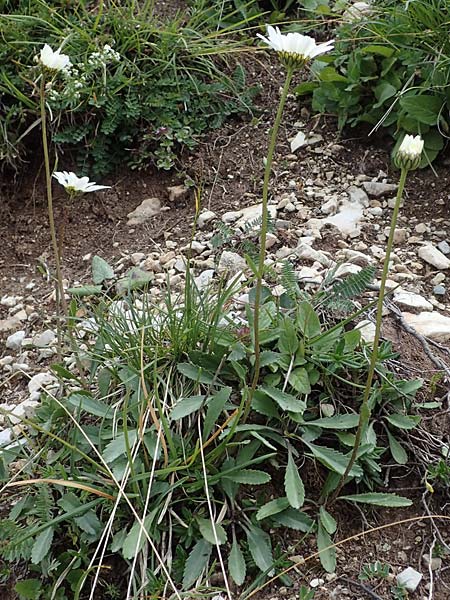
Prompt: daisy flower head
<box><xmin>257</xmin><ymin>25</ymin><xmax>334</xmax><ymax>69</ymax></box>
<box><xmin>52</xmin><ymin>171</ymin><xmax>110</xmax><ymax>194</ymax></box>
<box><xmin>39</xmin><ymin>44</ymin><xmax>71</xmax><ymax>72</ymax></box>
<box><xmin>394</xmin><ymin>134</ymin><xmax>424</xmax><ymax>171</ymax></box>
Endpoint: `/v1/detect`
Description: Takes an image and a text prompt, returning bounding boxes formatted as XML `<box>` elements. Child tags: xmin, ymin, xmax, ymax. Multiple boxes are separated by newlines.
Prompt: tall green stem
<box><xmin>40</xmin><ymin>75</ymin><xmax>67</xmax><ymax>357</ymax></box>
<box><xmin>330</xmin><ymin>167</ymin><xmax>409</xmax><ymax>504</ymax></box>
<box><xmin>243</xmin><ymin>67</ymin><xmax>294</xmax><ymax>422</ymax></box>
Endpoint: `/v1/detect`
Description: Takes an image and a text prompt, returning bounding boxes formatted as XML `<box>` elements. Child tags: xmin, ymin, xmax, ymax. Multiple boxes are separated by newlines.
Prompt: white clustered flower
<box><xmin>52</xmin><ymin>171</ymin><xmax>111</xmax><ymax>193</ymax></box>
<box><xmin>87</xmin><ymin>44</ymin><xmax>121</xmax><ymax>68</ymax></box>
<box><xmin>257</xmin><ymin>26</ymin><xmax>334</xmax><ymax>66</ymax></box>
<box><xmin>39</xmin><ymin>44</ymin><xmax>71</xmax><ymax>71</ymax></box>
<box><xmin>397</xmin><ymin>134</ymin><xmax>424</xmax><ymax>159</ymax></box>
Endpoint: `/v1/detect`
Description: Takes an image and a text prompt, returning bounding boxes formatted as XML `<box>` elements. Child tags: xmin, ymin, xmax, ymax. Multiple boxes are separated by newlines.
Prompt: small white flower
<box><xmin>52</xmin><ymin>171</ymin><xmax>110</xmax><ymax>193</ymax></box>
<box><xmin>257</xmin><ymin>26</ymin><xmax>334</xmax><ymax>67</ymax></box>
<box><xmin>398</xmin><ymin>134</ymin><xmax>424</xmax><ymax>159</ymax></box>
<box><xmin>39</xmin><ymin>44</ymin><xmax>71</xmax><ymax>72</ymax></box>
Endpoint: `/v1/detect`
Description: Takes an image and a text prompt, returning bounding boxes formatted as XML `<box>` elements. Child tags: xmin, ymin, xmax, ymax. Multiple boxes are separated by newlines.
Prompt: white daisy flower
<box><xmin>39</xmin><ymin>44</ymin><xmax>71</xmax><ymax>72</ymax></box>
<box><xmin>394</xmin><ymin>134</ymin><xmax>424</xmax><ymax>171</ymax></box>
<box><xmin>52</xmin><ymin>171</ymin><xmax>110</xmax><ymax>193</ymax></box>
<box><xmin>257</xmin><ymin>26</ymin><xmax>334</xmax><ymax>68</ymax></box>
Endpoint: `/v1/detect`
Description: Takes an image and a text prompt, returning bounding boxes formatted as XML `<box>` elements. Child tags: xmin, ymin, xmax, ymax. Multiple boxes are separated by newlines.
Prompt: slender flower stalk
<box><xmin>330</xmin><ymin>134</ymin><xmax>423</xmax><ymax>504</ymax></box>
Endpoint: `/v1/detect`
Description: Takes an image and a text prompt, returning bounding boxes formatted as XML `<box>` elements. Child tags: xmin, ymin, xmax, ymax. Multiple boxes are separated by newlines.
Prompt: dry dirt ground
<box><xmin>1</xmin><ymin>57</ymin><xmax>450</xmax><ymax>599</ymax></box>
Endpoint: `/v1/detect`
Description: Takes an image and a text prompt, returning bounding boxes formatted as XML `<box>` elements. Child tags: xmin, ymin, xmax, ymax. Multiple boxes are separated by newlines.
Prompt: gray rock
<box><xmin>415</xmin><ymin>223</ymin><xmax>429</xmax><ymax>234</ymax></box>
<box><xmin>265</xmin><ymin>233</ymin><xmax>278</xmax><ymax>249</ymax></box>
<box><xmin>32</xmin><ymin>329</ymin><xmax>56</xmax><ymax>348</ymax></box>
<box><xmin>127</xmin><ymin>197</ymin><xmax>161</xmax><ymax>225</ymax></box>
<box><xmin>1</xmin><ymin>295</ymin><xmax>21</xmax><ymax>308</ymax></box>
<box><xmin>431</xmin><ymin>272</ymin><xmax>446</xmax><ymax>285</ymax></box>
<box><xmin>437</xmin><ymin>240</ymin><xmax>450</xmax><ymax>255</ymax></box>
<box><xmin>356</xmin><ymin>320</ymin><xmax>376</xmax><ymax>344</ymax></box>
<box><xmin>363</xmin><ymin>181</ymin><xmax>398</xmax><ymax>197</ymax></box>
<box><xmin>296</xmin><ymin>243</ymin><xmax>333</xmax><ymax>267</ymax></box>
<box><xmin>197</xmin><ymin>210</ymin><xmax>216</xmax><ymax>229</ymax></box>
<box><xmin>0</xmin><ymin>356</ymin><xmax>14</xmax><ymax>367</ymax></box>
<box><xmin>130</xmin><ymin>252</ymin><xmax>146</xmax><ymax>265</ymax></box>
<box><xmin>0</xmin><ymin>316</ymin><xmax>22</xmax><ymax>333</ymax></box>
<box><xmin>167</xmin><ymin>184</ymin><xmax>189</xmax><ymax>203</ymax></box>
<box><xmin>6</xmin><ymin>330</ymin><xmax>25</xmax><ymax>351</ymax></box>
<box><xmin>218</xmin><ymin>251</ymin><xmax>246</xmax><ymax>275</ymax></box>
<box><xmin>393</xmin><ymin>291</ymin><xmax>433</xmax><ymax>312</ymax></box>
<box><xmin>194</xmin><ymin>269</ymin><xmax>215</xmax><ymax>291</ymax></box>
<box><xmin>190</xmin><ymin>240</ymin><xmax>207</xmax><ymax>254</ymax></box>
<box><xmin>396</xmin><ymin>567</ymin><xmax>422</xmax><ymax>592</ymax></box>
<box><xmin>235</xmin><ymin>204</ymin><xmax>277</xmax><ymax>230</ymax></box>
<box><xmin>423</xmin><ymin>555</ymin><xmax>442</xmax><ymax>571</ymax></box>
<box><xmin>28</xmin><ymin>372</ymin><xmax>57</xmax><ymax>397</ymax></box>
<box><xmin>433</xmin><ymin>285</ymin><xmax>446</xmax><ymax>296</ymax></box>
<box><xmin>0</xmin><ymin>429</ymin><xmax>12</xmax><ymax>445</ymax></box>
<box><xmin>320</xmin><ymin>197</ymin><xmax>338</xmax><ymax>215</ymax></box>
<box><xmin>418</xmin><ymin>245</ymin><xmax>450</xmax><ymax>270</ymax></box>
<box><xmin>221</xmin><ymin>210</ymin><xmax>241</xmax><ymax>224</ymax></box>
<box><xmin>348</xmin><ymin>185</ymin><xmax>369</xmax><ymax>207</ymax></box>
<box><xmin>403</xmin><ymin>311</ymin><xmax>450</xmax><ymax>342</ymax></box>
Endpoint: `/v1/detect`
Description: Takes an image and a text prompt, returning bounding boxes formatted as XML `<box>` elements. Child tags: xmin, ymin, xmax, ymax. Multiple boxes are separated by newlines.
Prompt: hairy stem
<box><xmin>329</xmin><ymin>167</ymin><xmax>409</xmax><ymax>504</ymax></box>
<box><xmin>243</xmin><ymin>68</ymin><xmax>294</xmax><ymax>422</ymax></box>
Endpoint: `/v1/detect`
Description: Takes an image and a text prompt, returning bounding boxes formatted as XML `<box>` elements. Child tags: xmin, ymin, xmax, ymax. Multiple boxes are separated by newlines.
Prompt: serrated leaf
<box><xmin>307</xmin><ymin>414</ymin><xmax>359</xmax><ymax>429</ymax></box>
<box><xmin>285</xmin><ymin>453</ymin><xmax>305</xmax><ymax>509</ymax></box>
<box><xmin>272</xmin><ymin>508</ymin><xmax>314</xmax><ymax>532</ymax></box>
<box><xmin>171</xmin><ymin>395</ymin><xmax>205</xmax><ymax>420</ymax></box>
<box><xmin>177</xmin><ymin>363</ymin><xmax>215</xmax><ymax>384</ymax></box>
<box><xmin>92</xmin><ymin>255</ymin><xmax>114</xmax><ymax>284</ymax></box>
<box><xmin>245</xmin><ymin>524</ymin><xmax>274</xmax><ymax>575</ymax></box>
<box><xmin>197</xmin><ymin>517</ymin><xmax>227</xmax><ymax>545</ymax></box>
<box><xmin>339</xmin><ymin>493</ymin><xmax>412</xmax><ymax>507</ymax></box>
<box><xmin>385</xmin><ymin>414</ymin><xmax>420</xmax><ymax>430</ymax></box>
<box><xmin>229</xmin><ymin>537</ymin><xmax>246</xmax><ymax>586</ymax></box>
<box><xmin>387</xmin><ymin>430</ymin><xmax>408</xmax><ymax>465</ymax></box>
<box><xmin>31</xmin><ymin>527</ymin><xmax>53</xmax><ymax>564</ymax></box>
<box><xmin>222</xmin><ymin>469</ymin><xmax>271</xmax><ymax>485</ymax></box>
<box><xmin>203</xmin><ymin>387</ymin><xmax>231</xmax><ymax>439</ymax></box>
<box><xmin>256</xmin><ymin>497</ymin><xmax>290</xmax><ymax>521</ymax></box>
<box><xmin>182</xmin><ymin>539</ymin><xmax>212</xmax><ymax>589</ymax></box>
<box><xmin>14</xmin><ymin>579</ymin><xmax>42</xmax><ymax>600</ymax></box>
<box><xmin>317</xmin><ymin>521</ymin><xmax>336</xmax><ymax>573</ymax></box>
<box><xmin>260</xmin><ymin>385</ymin><xmax>306</xmax><ymax>414</ymax></box>
<box><xmin>319</xmin><ymin>506</ymin><xmax>337</xmax><ymax>535</ymax></box>
<box><xmin>288</xmin><ymin>368</ymin><xmax>311</xmax><ymax>394</ymax></box>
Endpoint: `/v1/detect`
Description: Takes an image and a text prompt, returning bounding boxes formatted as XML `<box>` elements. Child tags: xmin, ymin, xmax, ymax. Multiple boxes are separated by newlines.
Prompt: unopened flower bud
<box><xmin>394</xmin><ymin>134</ymin><xmax>424</xmax><ymax>171</ymax></box>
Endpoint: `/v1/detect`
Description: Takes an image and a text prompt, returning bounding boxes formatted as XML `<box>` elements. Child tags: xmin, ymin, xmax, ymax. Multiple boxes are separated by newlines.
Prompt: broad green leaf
<box><xmin>297</xmin><ymin>301</ymin><xmax>321</xmax><ymax>338</ymax></box>
<box><xmin>319</xmin><ymin>506</ymin><xmax>337</xmax><ymax>535</ymax></box>
<box><xmin>122</xmin><ymin>512</ymin><xmax>158</xmax><ymax>559</ymax></box>
<box><xmin>229</xmin><ymin>537</ymin><xmax>246</xmax><ymax>586</ymax></box>
<box><xmin>92</xmin><ymin>255</ymin><xmax>114</xmax><ymax>284</ymax></box>
<box><xmin>177</xmin><ymin>363</ymin><xmax>215</xmax><ymax>384</ymax></box>
<box><xmin>387</xmin><ymin>430</ymin><xmax>408</xmax><ymax>465</ymax></box>
<box><xmin>68</xmin><ymin>392</ymin><xmax>112</xmax><ymax>418</ymax></box>
<box><xmin>256</xmin><ymin>497</ymin><xmax>290</xmax><ymax>521</ymax></box>
<box><xmin>288</xmin><ymin>368</ymin><xmax>311</xmax><ymax>394</ymax></box>
<box><xmin>272</xmin><ymin>508</ymin><xmax>314</xmax><ymax>532</ymax></box>
<box><xmin>14</xmin><ymin>579</ymin><xmax>42</xmax><ymax>600</ymax></box>
<box><xmin>102</xmin><ymin>431</ymin><xmax>137</xmax><ymax>464</ymax></box>
<box><xmin>203</xmin><ymin>387</ymin><xmax>231</xmax><ymax>439</ymax></box>
<box><xmin>252</xmin><ymin>390</ymin><xmax>280</xmax><ymax>418</ymax></box>
<box><xmin>385</xmin><ymin>414</ymin><xmax>420</xmax><ymax>430</ymax></box>
<box><xmin>303</xmin><ymin>441</ymin><xmax>363</xmax><ymax>477</ymax></box>
<box><xmin>319</xmin><ymin>66</ymin><xmax>347</xmax><ymax>82</ymax></box>
<box><xmin>317</xmin><ymin>521</ymin><xmax>336</xmax><ymax>573</ymax></box>
<box><xmin>339</xmin><ymin>493</ymin><xmax>412</xmax><ymax>507</ymax></box>
<box><xmin>197</xmin><ymin>517</ymin><xmax>227</xmax><ymax>545</ymax></box>
<box><xmin>260</xmin><ymin>385</ymin><xmax>306</xmax><ymax>414</ymax></box>
<box><xmin>31</xmin><ymin>527</ymin><xmax>54</xmax><ymax>564</ymax></box>
<box><xmin>362</xmin><ymin>45</ymin><xmax>395</xmax><ymax>57</ymax></box>
<box><xmin>67</xmin><ymin>285</ymin><xmax>103</xmax><ymax>296</ymax></box>
<box><xmin>245</xmin><ymin>524</ymin><xmax>274</xmax><ymax>574</ymax></box>
<box><xmin>58</xmin><ymin>493</ymin><xmax>101</xmax><ymax>536</ymax></box>
<box><xmin>278</xmin><ymin>318</ymin><xmax>299</xmax><ymax>355</ymax></box>
<box><xmin>374</xmin><ymin>81</ymin><xmax>397</xmax><ymax>107</ymax></box>
<box><xmin>116</xmin><ymin>267</ymin><xmax>153</xmax><ymax>293</ymax></box>
<box><xmin>260</xmin><ymin>351</ymin><xmax>283</xmax><ymax>367</ymax></box>
<box><xmin>400</xmin><ymin>94</ymin><xmax>443</xmax><ymax>126</ymax></box>
<box><xmin>295</xmin><ymin>81</ymin><xmax>319</xmax><ymax>96</ymax></box>
<box><xmin>285</xmin><ymin>453</ymin><xmax>305</xmax><ymax>509</ymax></box>
<box><xmin>222</xmin><ymin>469</ymin><xmax>271</xmax><ymax>485</ymax></box>
<box><xmin>182</xmin><ymin>539</ymin><xmax>212</xmax><ymax>589</ymax></box>
<box><xmin>171</xmin><ymin>395</ymin><xmax>205</xmax><ymax>420</ymax></box>
<box><xmin>307</xmin><ymin>414</ymin><xmax>359</xmax><ymax>429</ymax></box>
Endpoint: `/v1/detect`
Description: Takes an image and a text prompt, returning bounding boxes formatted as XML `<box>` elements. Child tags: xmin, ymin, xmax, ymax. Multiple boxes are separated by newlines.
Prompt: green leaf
<box><xmin>374</xmin><ymin>81</ymin><xmax>397</xmax><ymax>107</ymax></box>
<box><xmin>252</xmin><ymin>390</ymin><xmax>280</xmax><ymax>418</ymax></box>
<box><xmin>102</xmin><ymin>431</ymin><xmax>137</xmax><ymax>464</ymax></box>
<box><xmin>116</xmin><ymin>268</ymin><xmax>152</xmax><ymax>293</ymax></box>
<box><xmin>339</xmin><ymin>493</ymin><xmax>412</xmax><ymax>507</ymax></box>
<box><xmin>272</xmin><ymin>508</ymin><xmax>314</xmax><ymax>532</ymax></box>
<box><xmin>297</xmin><ymin>301</ymin><xmax>321</xmax><ymax>338</ymax></box>
<box><xmin>319</xmin><ymin>66</ymin><xmax>347</xmax><ymax>82</ymax></box>
<box><xmin>303</xmin><ymin>441</ymin><xmax>363</xmax><ymax>477</ymax></box>
<box><xmin>177</xmin><ymin>363</ymin><xmax>215</xmax><ymax>384</ymax></box>
<box><xmin>229</xmin><ymin>537</ymin><xmax>246</xmax><ymax>586</ymax></box>
<box><xmin>245</xmin><ymin>524</ymin><xmax>274</xmax><ymax>574</ymax></box>
<box><xmin>171</xmin><ymin>395</ymin><xmax>205</xmax><ymax>420</ymax></box>
<box><xmin>306</xmin><ymin>414</ymin><xmax>359</xmax><ymax>429</ymax></box>
<box><xmin>14</xmin><ymin>579</ymin><xmax>42</xmax><ymax>600</ymax></box>
<box><xmin>182</xmin><ymin>539</ymin><xmax>212</xmax><ymax>589</ymax></box>
<box><xmin>319</xmin><ymin>506</ymin><xmax>337</xmax><ymax>535</ymax></box>
<box><xmin>197</xmin><ymin>517</ymin><xmax>227</xmax><ymax>545</ymax></box>
<box><xmin>362</xmin><ymin>45</ymin><xmax>395</xmax><ymax>57</ymax></box>
<box><xmin>295</xmin><ymin>81</ymin><xmax>319</xmax><ymax>96</ymax></box>
<box><xmin>122</xmin><ymin>511</ymin><xmax>158</xmax><ymax>559</ymax></box>
<box><xmin>31</xmin><ymin>527</ymin><xmax>53</xmax><ymax>564</ymax></box>
<box><xmin>67</xmin><ymin>285</ymin><xmax>103</xmax><ymax>297</ymax></box>
<box><xmin>260</xmin><ymin>385</ymin><xmax>306</xmax><ymax>414</ymax></box>
<box><xmin>400</xmin><ymin>94</ymin><xmax>443</xmax><ymax>126</ymax></box>
<box><xmin>285</xmin><ymin>453</ymin><xmax>305</xmax><ymax>509</ymax></box>
<box><xmin>222</xmin><ymin>469</ymin><xmax>271</xmax><ymax>485</ymax></box>
<box><xmin>68</xmin><ymin>392</ymin><xmax>113</xmax><ymax>418</ymax></box>
<box><xmin>385</xmin><ymin>414</ymin><xmax>420</xmax><ymax>430</ymax></box>
<box><xmin>387</xmin><ymin>430</ymin><xmax>408</xmax><ymax>465</ymax></box>
<box><xmin>278</xmin><ymin>317</ymin><xmax>299</xmax><ymax>354</ymax></box>
<box><xmin>317</xmin><ymin>521</ymin><xmax>336</xmax><ymax>573</ymax></box>
<box><xmin>203</xmin><ymin>387</ymin><xmax>231</xmax><ymax>439</ymax></box>
<box><xmin>256</xmin><ymin>497</ymin><xmax>290</xmax><ymax>521</ymax></box>
<box><xmin>92</xmin><ymin>255</ymin><xmax>114</xmax><ymax>284</ymax></box>
<box><xmin>288</xmin><ymin>368</ymin><xmax>311</xmax><ymax>394</ymax></box>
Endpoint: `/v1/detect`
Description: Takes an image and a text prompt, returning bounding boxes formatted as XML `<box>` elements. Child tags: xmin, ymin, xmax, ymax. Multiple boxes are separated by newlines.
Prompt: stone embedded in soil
<box><xmin>295</xmin><ymin>243</ymin><xmax>334</xmax><ymax>267</ymax></box>
<box><xmin>393</xmin><ymin>291</ymin><xmax>433</xmax><ymax>312</ymax></box>
<box><xmin>235</xmin><ymin>203</ymin><xmax>277</xmax><ymax>229</ymax></box>
<box><xmin>423</xmin><ymin>555</ymin><xmax>442</xmax><ymax>571</ymax></box>
<box><xmin>402</xmin><ymin>311</ymin><xmax>450</xmax><ymax>342</ymax></box>
<box><xmin>363</xmin><ymin>181</ymin><xmax>398</xmax><ymax>197</ymax></box>
<box><xmin>28</xmin><ymin>372</ymin><xmax>57</xmax><ymax>399</ymax></box>
<box><xmin>6</xmin><ymin>330</ymin><xmax>25</xmax><ymax>351</ymax></box>
<box><xmin>126</xmin><ymin>197</ymin><xmax>161</xmax><ymax>225</ymax></box>
<box><xmin>418</xmin><ymin>244</ymin><xmax>450</xmax><ymax>270</ymax></box>
<box><xmin>194</xmin><ymin>269</ymin><xmax>215</xmax><ymax>291</ymax></box>
<box><xmin>32</xmin><ymin>329</ymin><xmax>56</xmax><ymax>348</ymax></box>
<box><xmin>355</xmin><ymin>319</ymin><xmax>376</xmax><ymax>344</ymax></box>
<box><xmin>396</xmin><ymin>567</ymin><xmax>422</xmax><ymax>592</ymax></box>
<box><xmin>167</xmin><ymin>184</ymin><xmax>189</xmax><ymax>203</ymax></box>
<box><xmin>0</xmin><ymin>316</ymin><xmax>22</xmax><ymax>333</ymax></box>
<box><xmin>437</xmin><ymin>240</ymin><xmax>450</xmax><ymax>255</ymax></box>
<box><xmin>433</xmin><ymin>285</ymin><xmax>446</xmax><ymax>296</ymax></box>
<box><xmin>218</xmin><ymin>251</ymin><xmax>246</xmax><ymax>275</ymax></box>
<box><xmin>197</xmin><ymin>210</ymin><xmax>216</xmax><ymax>229</ymax></box>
